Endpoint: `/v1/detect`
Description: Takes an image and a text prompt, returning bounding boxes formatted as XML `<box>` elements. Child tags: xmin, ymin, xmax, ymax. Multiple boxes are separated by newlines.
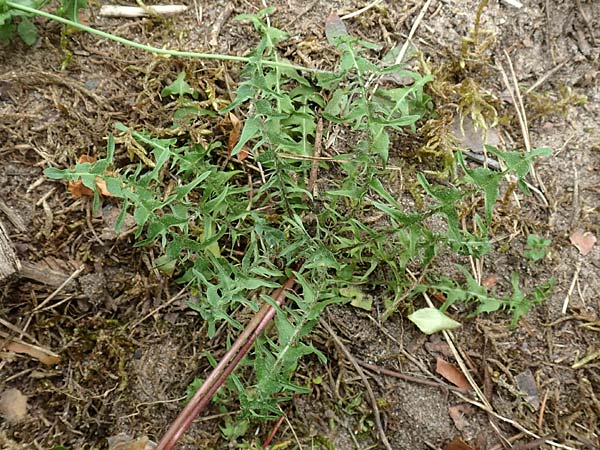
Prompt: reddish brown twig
<box><xmin>262</xmin><ymin>414</ymin><xmax>286</xmax><ymax>448</ymax></box>
<box><xmin>155</xmin><ymin>276</ymin><xmax>296</xmax><ymax>450</ymax></box>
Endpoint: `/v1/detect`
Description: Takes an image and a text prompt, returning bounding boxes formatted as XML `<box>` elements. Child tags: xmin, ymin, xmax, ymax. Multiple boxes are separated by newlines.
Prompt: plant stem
<box><xmin>155</xmin><ymin>276</ymin><xmax>296</xmax><ymax>450</ymax></box>
<box><xmin>6</xmin><ymin>2</ymin><xmax>329</xmax><ymax>74</ymax></box>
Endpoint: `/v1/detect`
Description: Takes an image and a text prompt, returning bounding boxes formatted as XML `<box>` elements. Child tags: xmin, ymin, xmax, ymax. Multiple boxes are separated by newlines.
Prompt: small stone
<box><xmin>0</xmin><ymin>388</ymin><xmax>28</xmax><ymax>423</ymax></box>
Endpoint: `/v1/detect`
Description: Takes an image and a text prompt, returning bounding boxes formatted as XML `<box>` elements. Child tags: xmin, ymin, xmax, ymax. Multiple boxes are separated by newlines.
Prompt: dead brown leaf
<box><xmin>448</xmin><ymin>404</ymin><xmax>474</xmax><ymax>431</ymax></box>
<box><xmin>570</xmin><ymin>230</ymin><xmax>597</xmax><ymax>256</ymax></box>
<box><xmin>482</xmin><ymin>274</ymin><xmax>498</xmax><ymax>289</ymax></box>
<box><xmin>443</xmin><ymin>436</ymin><xmax>474</xmax><ymax>450</ymax></box>
<box><xmin>68</xmin><ymin>180</ymin><xmax>94</xmax><ymax>198</ymax></box>
<box><xmin>1</xmin><ymin>331</ymin><xmax>61</xmax><ymax>365</ymax></box>
<box><xmin>107</xmin><ymin>434</ymin><xmax>155</xmax><ymax>450</ymax></box>
<box><xmin>68</xmin><ymin>155</ymin><xmax>117</xmax><ymax>198</ymax></box>
<box><xmin>78</xmin><ymin>154</ymin><xmax>96</xmax><ymax>164</ymax></box>
<box><xmin>227</xmin><ymin>112</ymin><xmax>249</xmax><ymax>161</ymax></box>
<box><xmin>0</xmin><ymin>389</ymin><xmax>28</xmax><ymax>423</ymax></box>
<box><xmin>436</xmin><ymin>357</ymin><xmax>471</xmax><ymax>391</ymax></box>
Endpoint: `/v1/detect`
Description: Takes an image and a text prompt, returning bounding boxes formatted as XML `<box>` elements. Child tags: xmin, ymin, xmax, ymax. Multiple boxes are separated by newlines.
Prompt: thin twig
<box><xmin>451</xmin><ymin>389</ymin><xmax>578</xmax><ymax>450</ymax></box>
<box><xmin>562</xmin><ymin>262</ymin><xmax>582</xmax><ymax>314</ymax></box>
<box><xmin>510</xmin><ymin>434</ymin><xmax>557</xmax><ymax>450</ymax></box>
<box><xmin>99</xmin><ymin>5</ymin><xmax>188</xmax><ymax>17</ymax></box>
<box><xmin>538</xmin><ymin>389</ymin><xmax>549</xmax><ymax>431</ymax></box>
<box><xmin>395</xmin><ymin>0</ymin><xmax>434</xmax><ymax>65</ymax></box>
<box><xmin>0</xmin><ymin>317</ymin><xmax>38</xmax><ymax>344</ymax></box>
<box><xmin>209</xmin><ymin>4</ymin><xmax>234</xmax><ymax>47</ymax></box>
<box><xmin>32</xmin><ymin>265</ymin><xmax>85</xmax><ymax>312</ymax></box>
<box><xmin>320</xmin><ymin>316</ymin><xmax>393</xmax><ymax>450</ymax></box>
<box><xmin>525</xmin><ymin>60</ymin><xmax>567</xmax><ymax>94</ymax></box>
<box><xmin>262</xmin><ymin>415</ymin><xmax>285</xmax><ymax>448</ymax></box>
<box><xmin>356</xmin><ymin>359</ymin><xmax>461</xmax><ymax>392</ymax></box>
<box><xmin>155</xmin><ymin>277</ymin><xmax>295</xmax><ymax>450</ymax></box>
<box><xmin>503</xmin><ymin>51</ymin><xmax>531</xmax><ymax>153</ymax></box>
<box><xmin>498</xmin><ymin>55</ymin><xmax>549</xmax><ymax>207</ymax></box>
<box><xmin>341</xmin><ymin>0</ymin><xmax>385</xmax><ymax>20</ymax></box>
<box><xmin>130</xmin><ymin>286</ymin><xmax>188</xmax><ymax>331</ymax></box>
<box><xmin>575</xmin><ymin>0</ymin><xmax>596</xmax><ymax>46</ymax></box>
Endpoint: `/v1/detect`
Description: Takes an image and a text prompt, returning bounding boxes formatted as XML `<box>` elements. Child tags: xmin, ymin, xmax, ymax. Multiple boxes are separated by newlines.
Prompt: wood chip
<box><xmin>0</xmin><ymin>220</ymin><xmax>20</xmax><ymax>281</ymax></box>
<box><xmin>19</xmin><ymin>258</ymin><xmax>71</xmax><ymax>287</ymax></box>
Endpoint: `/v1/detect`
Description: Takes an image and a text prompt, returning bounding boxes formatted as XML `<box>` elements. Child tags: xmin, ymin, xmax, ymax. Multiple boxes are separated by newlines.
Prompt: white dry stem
<box><xmin>99</xmin><ymin>5</ymin><xmax>188</xmax><ymax>18</ymax></box>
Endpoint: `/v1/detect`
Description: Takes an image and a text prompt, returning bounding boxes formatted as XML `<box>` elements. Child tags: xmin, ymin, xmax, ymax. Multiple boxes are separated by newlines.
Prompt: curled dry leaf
<box><xmin>448</xmin><ymin>404</ymin><xmax>474</xmax><ymax>431</ymax></box>
<box><xmin>227</xmin><ymin>112</ymin><xmax>249</xmax><ymax>161</ymax></box>
<box><xmin>68</xmin><ymin>180</ymin><xmax>94</xmax><ymax>198</ymax></box>
<box><xmin>436</xmin><ymin>357</ymin><xmax>471</xmax><ymax>391</ymax></box>
<box><xmin>443</xmin><ymin>436</ymin><xmax>475</xmax><ymax>450</ymax></box>
<box><xmin>69</xmin><ymin>178</ymin><xmax>113</xmax><ymax>198</ymax></box>
<box><xmin>0</xmin><ymin>388</ymin><xmax>28</xmax><ymax>423</ymax></box>
<box><xmin>570</xmin><ymin>230</ymin><xmax>596</xmax><ymax>256</ymax></box>
<box><xmin>107</xmin><ymin>434</ymin><xmax>156</xmax><ymax>450</ymax></box>
<box><xmin>68</xmin><ymin>155</ymin><xmax>116</xmax><ymax>198</ymax></box>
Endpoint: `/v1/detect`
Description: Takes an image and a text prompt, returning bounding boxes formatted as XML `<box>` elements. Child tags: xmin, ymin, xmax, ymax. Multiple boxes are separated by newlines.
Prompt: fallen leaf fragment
<box><xmin>448</xmin><ymin>404</ymin><xmax>473</xmax><ymax>431</ymax></box>
<box><xmin>68</xmin><ymin>180</ymin><xmax>94</xmax><ymax>198</ymax></box>
<box><xmin>436</xmin><ymin>357</ymin><xmax>471</xmax><ymax>391</ymax></box>
<box><xmin>570</xmin><ymin>230</ymin><xmax>596</xmax><ymax>256</ymax></box>
<box><xmin>227</xmin><ymin>113</ymin><xmax>249</xmax><ymax>161</ymax></box>
<box><xmin>443</xmin><ymin>437</ymin><xmax>474</xmax><ymax>450</ymax></box>
<box><xmin>325</xmin><ymin>14</ymin><xmax>348</xmax><ymax>45</ymax></box>
<box><xmin>107</xmin><ymin>434</ymin><xmax>156</xmax><ymax>450</ymax></box>
<box><xmin>68</xmin><ymin>177</ymin><xmax>114</xmax><ymax>198</ymax></box>
<box><xmin>515</xmin><ymin>369</ymin><xmax>539</xmax><ymax>409</ymax></box>
<box><xmin>0</xmin><ymin>389</ymin><xmax>28</xmax><ymax>423</ymax></box>
<box><xmin>0</xmin><ymin>331</ymin><xmax>61</xmax><ymax>365</ymax></box>
<box><xmin>482</xmin><ymin>274</ymin><xmax>498</xmax><ymax>289</ymax></box>
<box><xmin>68</xmin><ymin>155</ymin><xmax>117</xmax><ymax>198</ymax></box>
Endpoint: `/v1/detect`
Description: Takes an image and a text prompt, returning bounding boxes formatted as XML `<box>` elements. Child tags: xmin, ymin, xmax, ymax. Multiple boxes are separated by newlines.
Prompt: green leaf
<box><xmin>161</xmin><ymin>72</ymin><xmax>194</xmax><ymax>98</ymax></box>
<box><xmin>371</xmin><ymin>124</ymin><xmax>389</xmax><ymax>163</ymax></box>
<box><xmin>339</xmin><ymin>287</ymin><xmax>372</xmax><ymax>311</ymax></box>
<box><xmin>486</xmin><ymin>145</ymin><xmax>552</xmax><ymax>179</ymax></box>
<box><xmin>457</xmin><ymin>152</ymin><xmax>502</xmax><ymax>222</ymax></box>
<box><xmin>17</xmin><ymin>17</ymin><xmax>36</xmax><ymax>45</ymax></box>
<box><xmin>44</xmin><ymin>167</ymin><xmax>69</xmax><ymax>179</ymax></box>
<box><xmin>523</xmin><ymin>234</ymin><xmax>551</xmax><ymax>262</ymax></box>
<box><xmin>58</xmin><ymin>0</ymin><xmax>87</xmax><ymax>22</ymax></box>
<box><xmin>0</xmin><ymin>22</ymin><xmax>16</xmax><ymax>43</ymax></box>
<box><xmin>408</xmin><ymin>307</ymin><xmax>462</xmax><ymax>334</ymax></box>
<box><xmin>104</xmin><ymin>176</ymin><xmax>123</xmax><ymax>197</ymax></box>
<box><xmin>232</xmin><ymin>116</ymin><xmax>261</xmax><ymax>156</ymax></box>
